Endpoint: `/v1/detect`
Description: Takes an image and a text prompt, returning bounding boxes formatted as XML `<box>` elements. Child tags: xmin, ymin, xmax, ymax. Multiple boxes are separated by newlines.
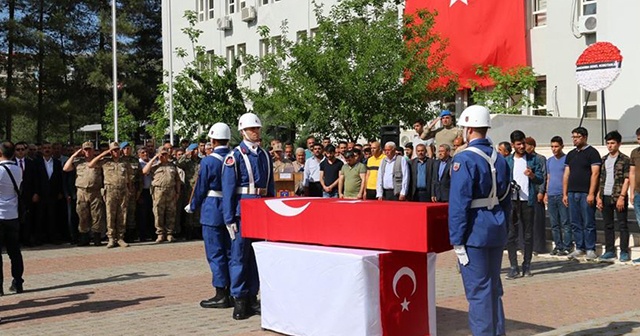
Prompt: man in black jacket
<box><xmin>410</xmin><ymin>143</ymin><xmax>433</xmax><ymax>202</ymax></box>
<box><xmin>432</xmin><ymin>144</ymin><xmax>453</xmax><ymax>202</ymax></box>
<box><xmin>32</xmin><ymin>142</ymin><xmax>64</xmax><ymax>245</ymax></box>
<box><xmin>14</xmin><ymin>142</ymin><xmax>36</xmax><ymax>246</ymax></box>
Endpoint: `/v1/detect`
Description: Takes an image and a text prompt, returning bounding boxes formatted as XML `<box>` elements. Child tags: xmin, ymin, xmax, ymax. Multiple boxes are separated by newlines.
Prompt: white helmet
<box><xmin>208</xmin><ymin>122</ymin><xmax>231</xmax><ymax>140</ymax></box>
<box><xmin>458</xmin><ymin>105</ymin><xmax>491</xmax><ymax>128</ymax></box>
<box><xmin>237</xmin><ymin>112</ymin><xmax>262</xmax><ymax>131</ymax></box>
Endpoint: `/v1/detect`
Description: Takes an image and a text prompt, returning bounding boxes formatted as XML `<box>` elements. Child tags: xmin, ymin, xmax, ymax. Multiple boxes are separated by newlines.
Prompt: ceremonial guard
<box><xmin>186</xmin><ymin>123</ymin><xmax>233</xmax><ymax>309</ymax></box>
<box><xmin>88</xmin><ymin>142</ymin><xmax>133</xmax><ymax>248</ymax></box>
<box><xmin>221</xmin><ymin>113</ymin><xmax>274</xmax><ymax>320</ymax></box>
<box><xmin>63</xmin><ymin>142</ymin><xmax>105</xmax><ymax>246</ymax></box>
<box><xmin>448</xmin><ymin>105</ymin><xmax>511</xmax><ymax>336</ymax></box>
<box><xmin>142</xmin><ymin>147</ymin><xmax>181</xmax><ymax>243</ymax></box>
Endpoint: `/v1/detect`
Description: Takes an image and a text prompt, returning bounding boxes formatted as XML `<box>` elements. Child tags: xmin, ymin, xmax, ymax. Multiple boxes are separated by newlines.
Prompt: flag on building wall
<box><xmin>406</xmin><ymin>0</ymin><xmax>528</xmax><ymax>88</ymax></box>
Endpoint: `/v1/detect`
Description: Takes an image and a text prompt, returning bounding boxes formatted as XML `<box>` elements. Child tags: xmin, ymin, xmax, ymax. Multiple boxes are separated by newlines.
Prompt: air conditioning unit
<box><xmin>578</xmin><ymin>15</ymin><xmax>597</xmax><ymax>34</ymax></box>
<box><xmin>217</xmin><ymin>16</ymin><xmax>232</xmax><ymax>30</ymax></box>
<box><xmin>241</xmin><ymin>6</ymin><xmax>256</xmax><ymax>22</ymax></box>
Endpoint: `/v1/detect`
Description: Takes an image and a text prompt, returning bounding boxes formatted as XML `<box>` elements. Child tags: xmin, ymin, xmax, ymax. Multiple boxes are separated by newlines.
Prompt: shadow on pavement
<box><xmin>564</xmin><ymin>321</ymin><xmax>640</xmax><ymax>336</ymax></box>
<box><xmin>1</xmin><ymin>292</ymin><xmax>94</xmax><ymax>312</ymax></box>
<box><xmin>1</xmin><ymin>295</ymin><xmax>164</xmax><ymax>324</ymax></box>
<box><xmin>500</xmin><ymin>258</ymin><xmax>615</xmax><ymax>276</ymax></box>
<box><xmin>437</xmin><ymin>307</ymin><xmax>554</xmax><ymax>336</ymax></box>
<box><xmin>27</xmin><ymin>272</ymin><xmax>168</xmax><ymax>293</ymax></box>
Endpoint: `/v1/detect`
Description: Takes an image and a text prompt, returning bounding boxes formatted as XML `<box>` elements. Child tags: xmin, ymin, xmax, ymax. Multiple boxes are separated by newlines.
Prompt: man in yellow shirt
<box><xmin>365</xmin><ymin>141</ymin><xmax>385</xmax><ymax>200</ymax></box>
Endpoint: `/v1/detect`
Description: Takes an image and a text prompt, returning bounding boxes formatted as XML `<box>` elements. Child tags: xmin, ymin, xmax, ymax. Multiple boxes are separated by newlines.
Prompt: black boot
<box><xmin>232</xmin><ymin>297</ymin><xmax>252</xmax><ymax>320</ymax></box>
<box><xmin>92</xmin><ymin>233</ymin><xmax>103</xmax><ymax>246</ymax></box>
<box><xmin>200</xmin><ymin>287</ymin><xmax>231</xmax><ymax>309</ymax></box>
<box><xmin>10</xmin><ymin>279</ymin><xmax>23</xmax><ymax>294</ymax></box>
<box><xmin>249</xmin><ymin>296</ymin><xmax>261</xmax><ymax>315</ymax></box>
<box><xmin>77</xmin><ymin>233</ymin><xmax>90</xmax><ymax>247</ymax></box>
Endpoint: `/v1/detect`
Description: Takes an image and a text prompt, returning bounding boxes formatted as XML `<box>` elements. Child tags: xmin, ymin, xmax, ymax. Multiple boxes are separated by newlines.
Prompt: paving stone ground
<box><xmin>2</xmin><ymin>241</ymin><xmax>640</xmax><ymax>335</ymax></box>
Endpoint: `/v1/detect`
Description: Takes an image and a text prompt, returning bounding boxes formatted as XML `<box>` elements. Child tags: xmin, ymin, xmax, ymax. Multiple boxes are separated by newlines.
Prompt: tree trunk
<box><xmin>5</xmin><ymin>0</ymin><xmax>16</xmax><ymax>140</ymax></box>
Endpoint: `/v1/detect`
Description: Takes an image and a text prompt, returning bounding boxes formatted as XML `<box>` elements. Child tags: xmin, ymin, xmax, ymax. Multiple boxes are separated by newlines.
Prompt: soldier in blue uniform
<box><xmin>448</xmin><ymin>105</ymin><xmax>511</xmax><ymax>336</ymax></box>
<box><xmin>186</xmin><ymin>123</ymin><xmax>234</xmax><ymax>310</ymax></box>
<box><xmin>221</xmin><ymin>112</ymin><xmax>274</xmax><ymax>320</ymax></box>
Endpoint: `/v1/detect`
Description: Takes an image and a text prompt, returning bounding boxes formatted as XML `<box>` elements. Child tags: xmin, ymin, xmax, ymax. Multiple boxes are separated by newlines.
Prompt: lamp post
<box><xmin>112</xmin><ymin>0</ymin><xmax>119</xmax><ymax>142</ymax></box>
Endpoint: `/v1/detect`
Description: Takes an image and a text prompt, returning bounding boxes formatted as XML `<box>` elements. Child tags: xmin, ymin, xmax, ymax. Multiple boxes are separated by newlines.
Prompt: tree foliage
<box><xmin>150</xmin><ymin>10</ymin><xmax>247</xmax><ymax>141</ymax></box>
<box><xmin>244</xmin><ymin>0</ymin><xmax>457</xmax><ymax>142</ymax></box>
<box><xmin>101</xmin><ymin>100</ymin><xmax>138</xmax><ymax>142</ymax></box>
<box><xmin>470</xmin><ymin>65</ymin><xmax>538</xmax><ymax>115</ymax></box>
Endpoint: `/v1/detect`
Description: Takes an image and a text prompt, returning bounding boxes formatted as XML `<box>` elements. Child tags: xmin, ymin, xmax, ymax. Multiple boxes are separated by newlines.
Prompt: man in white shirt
<box><xmin>303</xmin><ymin>143</ymin><xmax>325</xmax><ymax>197</ymax></box>
<box><xmin>0</xmin><ymin>141</ymin><xmax>25</xmax><ymax>295</ymax></box>
<box><xmin>376</xmin><ymin>142</ymin><xmax>409</xmax><ymax>201</ymax></box>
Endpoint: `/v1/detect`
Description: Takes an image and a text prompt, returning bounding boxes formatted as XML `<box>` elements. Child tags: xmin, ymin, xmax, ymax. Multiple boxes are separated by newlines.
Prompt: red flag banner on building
<box><xmin>405</xmin><ymin>0</ymin><xmax>527</xmax><ymax>88</ymax></box>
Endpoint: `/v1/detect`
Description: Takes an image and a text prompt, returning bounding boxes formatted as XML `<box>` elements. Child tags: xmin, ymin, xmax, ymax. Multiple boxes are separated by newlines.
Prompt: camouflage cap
<box><xmin>82</xmin><ymin>141</ymin><xmax>93</xmax><ymax>149</ymax></box>
<box><xmin>109</xmin><ymin>142</ymin><xmax>120</xmax><ymax>150</ymax></box>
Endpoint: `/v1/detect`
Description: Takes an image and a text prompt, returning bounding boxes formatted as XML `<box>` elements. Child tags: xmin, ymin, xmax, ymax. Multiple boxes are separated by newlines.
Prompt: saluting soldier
<box><xmin>88</xmin><ymin>142</ymin><xmax>133</xmax><ymax>248</ymax></box>
<box><xmin>178</xmin><ymin>143</ymin><xmax>201</xmax><ymax>240</ymax></box>
<box><xmin>120</xmin><ymin>142</ymin><xmax>142</xmax><ymax>242</ymax></box>
<box><xmin>142</xmin><ymin>147</ymin><xmax>181</xmax><ymax>243</ymax></box>
<box><xmin>63</xmin><ymin>141</ymin><xmax>105</xmax><ymax>246</ymax></box>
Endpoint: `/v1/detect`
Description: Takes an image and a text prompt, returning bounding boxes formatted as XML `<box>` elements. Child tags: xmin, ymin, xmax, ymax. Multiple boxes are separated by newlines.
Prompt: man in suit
<box><xmin>32</xmin><ymin>142</ymin><xmax>64</xmax><ymax>245</ymax></box>
<box><xmin>410</xmin><ymin>143</ymin><xmax>433</xmax><ymax>202</ymax></box>
<box><xmin>14</xmin><ymin>142</ymin><xmax>36</xmax><ymax>246</ymax></box>
<box><xmin>432</xmin><ymin>144</ymin><xmax>453</xmax><ymax>202</ymax></box>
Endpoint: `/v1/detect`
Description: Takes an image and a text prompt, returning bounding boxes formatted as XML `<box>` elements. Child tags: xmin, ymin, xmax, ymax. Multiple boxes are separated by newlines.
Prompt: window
<box><xmin>580</xmin><ymin>88</ymin><xmax>597</xmax><ymax>118</ymax></box>
<box><xmin>310</xmin><ymin>27</ymin><xmax>319</xmax><ymax>38</ymax></box>
<box><xmin>262</xmin><ymin>0</ymin><xmax>269</xmax><ymax>5</ymax></box>
<box><xmin>226</xmin><ymin>46</ymin><xmax>235</xmax><ymax>69</ymax></box>
<box><xmin>208</xmin><ymin>0</ymin><xmax>214</xmax><ymax>19</ymax></box>
<box><xmin>206</xmin><ymin>50</ymin><xmax>215</xmax><ymax>69</ymax></box>
<box><xmin>198</xmin><ymin>0</ymin><xmax>205</xmax><ymax>21</ymax></box>
<box><xmin>532</xmin><ymin>0</ymin><xmax>547</xmax><ymax>27</ymax></box>
<box><xmin>227</xmin><ymin>0</ymin><xmax>235</xmax><ymax>15</ymax></box>
<box><xmin>259</xmin><ymin>39</ymin><xmax>270</xmax><ymax>58</ymax></box>
<box><xmin>581</xmin><ymin>0</ymin><xmax>597</xmax><ymax>16</ymax></box>
<box><xmin>532</xmin><ymin>77</ymin><xmax>547</xmax><ymax>115</ymax></box>
<box><xmin>237</xmin><ymin>44</ymin><xmax>246</xmax><ymax>76</ymax></box>
<box><xmin>240</xmin><ymin>0</ymin><xmax>246</xmax><ymax>9</ymax></box>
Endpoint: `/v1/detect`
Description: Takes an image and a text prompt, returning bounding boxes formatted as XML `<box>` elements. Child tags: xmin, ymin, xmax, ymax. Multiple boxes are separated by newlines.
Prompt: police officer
<box><xmin>142</xmin><ymin>147</ymin><xmax>181</xmax><ymax>243</ymax></box>
<box><xmin>121</xmin><ymin>142</ymin><xmax>142</xmax><ymax>242</ymax></box>
<box><xmin>222</xmin><ymin>112</ymin><xmax>274</xmax><ymax>320</ymax></box>
<box><xmin>88</xmin><ymin>142</ymin><xmax>133</xmax><ymax>248</ymax></box>
<box><xmin>448</xmin><ymin>105</ymin><xmax>511</xmax><ymax>336</ymax></box>
<box><xmin>186</xmin><ymin>123</ymin><xmax>233</xmax><ymax>309</ymax></box>
<box><xmin>63</xmin><ymin>141</ymin><xmax>105</xmax><ymax>246</ymax></box>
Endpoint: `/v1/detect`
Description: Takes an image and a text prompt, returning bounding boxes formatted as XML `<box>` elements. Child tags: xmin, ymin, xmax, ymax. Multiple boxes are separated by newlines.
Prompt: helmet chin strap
<box><xmin>462</xmin><ymin>127</ymin><xmax>469</xmax><ymax>143</ymax></box>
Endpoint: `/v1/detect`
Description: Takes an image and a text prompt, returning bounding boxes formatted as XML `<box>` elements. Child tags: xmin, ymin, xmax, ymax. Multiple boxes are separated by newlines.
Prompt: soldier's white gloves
<box><xmin>454</xmin><ymin>245</ymin><xmax>469</xmax><ymax>266</ymax></box>
<box><xmin>184</xmin><ymin>204</ymin><xmax>193</xmax><ymax>214</ymax></box>
<box><xmin>226</xmin><ymin>223</ymin><xmax>238</xmax><ymax>240</ymax></box>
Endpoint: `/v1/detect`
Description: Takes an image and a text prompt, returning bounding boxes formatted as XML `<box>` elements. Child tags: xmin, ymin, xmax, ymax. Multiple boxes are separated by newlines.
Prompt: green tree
<box><xmin>150</xmin><ymin>10</ymin><xmax>247</xmax><ymax>141</ymax></box>
<box><xmin>102</xmin><ymin>100</ymin><xmax>138</xmax><ymax>142</ymax></box>
<box><xmin>244</xmin><ymin>0</ymin><xmax>456</xmax><ymax>142</ymax></box>
<box><xmin>470</xmin><ymin>65</ymin><xmax>538</xmax><ymax>115</ymax></box>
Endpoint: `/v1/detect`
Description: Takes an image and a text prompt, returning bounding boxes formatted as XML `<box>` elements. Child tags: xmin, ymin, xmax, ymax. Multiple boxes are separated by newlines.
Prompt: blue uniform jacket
<box><xmin>505</xmin><ymin>152</ymin><xmax>544</xmax><ymax>206</ymax></box>
<box><xmin>189</xmin><ymin>147</ymin><xmax>230</xmax><ymax>226</ymax></box>
<box><xmin>448</xmin><ymin>138</ymin><xmax>512</xmax><ymax>248</ymax></box>
<box><xmin>221</xmin><ymin>142</ymin><xmax>275</xmax><ymax>225</ymax></box>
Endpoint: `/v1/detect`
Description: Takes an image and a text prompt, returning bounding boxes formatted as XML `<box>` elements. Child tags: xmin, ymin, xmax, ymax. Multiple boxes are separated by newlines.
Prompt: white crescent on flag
<box><xmin>264</xmin><ymin>198</ymin><xmax>313</xmax><ymax>217</ymax></box>
<box><xmin>450</xmin><ymin>0</ymin><xmax>468</xmax><ymax>6</ymax></box>
<box><xmin>392</xmin><ymin>267</ymin><xmax>417</xmax><ymax>298</ymax></box>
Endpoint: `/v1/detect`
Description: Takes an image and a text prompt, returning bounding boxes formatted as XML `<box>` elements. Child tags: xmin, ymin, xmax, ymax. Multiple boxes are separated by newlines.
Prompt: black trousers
<box><xmin>532</xmin><ymin>199</ymin><xmax>548</xmax><ymax>253</ymax></box>
<box><xmin>35</xmin><ymin>197</ymin><xmax>62</xmax><ymax>244</ymax></box>
<box><xmin>507</xmin><ymin>200</ymin><xmax>534</xmax><ymax>268</ymax></box>
<box><xmin>308</xmin><ymin>182</ymin><xmax>323</xmax><ymax>197</ymax></box>
<box><xmin>137</xmin><ymin>189</ymin><xmax>155</xmax><ymax>241</ymax></box>
<box><xmin>365</xmin><ymin>189</ymin><xmax>377</xmax><ymax>200</ymax></box>
<box><xmin>382</xmin><ymin>189</ymin><xmax>398</xmax><ymax>201</ymax></box>
<box><xmin>0</xmin><ymin>219</ymin><xmax>24</xmax><ymax>286</ymax></box>
<box><xmin>413</xmin><ymin>189</ymin><xmax>430</xmax><ymax>202</ymax></box>
<box><xmin>602</xmin><ymin>195</ymin><xmax>629</xmax><ymax>253</ymax></box>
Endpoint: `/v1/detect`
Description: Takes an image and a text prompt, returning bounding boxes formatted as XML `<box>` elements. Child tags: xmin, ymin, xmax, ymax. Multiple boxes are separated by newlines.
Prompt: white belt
<box><xmin>207</xmin><ymin>190</ymin><xmax>223</xmax><ymax>197</ymax></box>
<box><xmin>237</xmin><ymin>187</ymin><xmax>267</xmax><ymax>196</ymax></box>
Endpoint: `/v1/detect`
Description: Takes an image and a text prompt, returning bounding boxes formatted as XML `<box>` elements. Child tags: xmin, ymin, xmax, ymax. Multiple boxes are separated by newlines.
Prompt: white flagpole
<box><xmin>168</xmin><ymin>0</ymin><xmax>175</xmax><ymax>145</ymax></box>
<box><xmin>112</xmin><ymin>0</ymin><xmax>119</xmax><ymax>142</ymax></box>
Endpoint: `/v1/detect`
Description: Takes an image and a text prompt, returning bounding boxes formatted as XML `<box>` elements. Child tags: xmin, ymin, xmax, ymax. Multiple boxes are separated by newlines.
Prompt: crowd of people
<box><xmin>2</xmin><ymin>106</ymin><xmax>640</xmax><ymax>328</ymax></box>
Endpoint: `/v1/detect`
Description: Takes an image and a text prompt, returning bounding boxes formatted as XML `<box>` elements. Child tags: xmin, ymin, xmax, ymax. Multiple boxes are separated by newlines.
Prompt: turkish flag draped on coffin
<box><xmin>405</xmin><ymin>0</ymin><xmax>527</xmax><ymax>88</ymax></box>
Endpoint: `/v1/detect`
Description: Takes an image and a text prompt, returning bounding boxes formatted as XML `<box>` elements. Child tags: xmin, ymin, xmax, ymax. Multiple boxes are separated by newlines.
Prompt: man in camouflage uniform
<box><xmin>177</xmin><ymin>143</ymin><xmax>201</xmax><ymax>240</ymax></box>
<box><xmin>142</xmin><ymin>147</ymin><xmax>181</xmax><ymax>243</ymax></box>
<box><xmin>63</xmin><ymin>141</ymin><xmax>105</xmax><ymax>246</ymax></box>
<box><xmin>120</xmin><ymin>142</ymin><xmax>142</xmax><ymax>242</ymax></box>
<box><xmin>88</xmin><ymin>142</ymin><xmax>132</xmax><ymax>248</ymax></box>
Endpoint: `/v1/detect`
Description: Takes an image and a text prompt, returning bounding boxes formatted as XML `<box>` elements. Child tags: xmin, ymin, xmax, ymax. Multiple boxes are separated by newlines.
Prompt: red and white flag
<box><xmin>379</xmin><ymin>251</ymin><xmax>429</xmax><ymax>336</ymax></box>
<box><xmin>406</xmin><ymin>0</ymin><xmax>528</xmax><ymax>88</ymax></box>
